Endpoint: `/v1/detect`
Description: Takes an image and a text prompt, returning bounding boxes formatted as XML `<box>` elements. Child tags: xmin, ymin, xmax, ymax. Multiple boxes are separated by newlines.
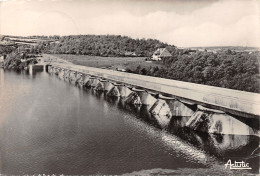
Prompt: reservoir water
<box><xmin>0</xmin><ymin>69</ymin><xmax>259</xmax><ymax>175</ymax></box>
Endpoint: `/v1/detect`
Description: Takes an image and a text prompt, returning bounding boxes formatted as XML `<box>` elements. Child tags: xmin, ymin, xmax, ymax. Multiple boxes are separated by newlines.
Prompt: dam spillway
<box><xmin>47</xmin><ymin>63</ymin><xmax>260</xmax><ymax>136</ymax></box>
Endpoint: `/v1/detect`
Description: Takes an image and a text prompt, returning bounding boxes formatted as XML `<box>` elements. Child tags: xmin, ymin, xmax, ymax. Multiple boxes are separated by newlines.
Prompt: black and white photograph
<box><xmin>0</xmin><ymin>0</ymin><xmax>259</xmax><ymax>175</ymax></box>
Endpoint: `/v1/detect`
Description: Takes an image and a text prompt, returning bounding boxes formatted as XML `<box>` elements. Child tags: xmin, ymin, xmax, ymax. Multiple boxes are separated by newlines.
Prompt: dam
<box><xmin>47</xmin><ymin>63</ymin><xmax>260</xmax><ymax>136</ymax></box>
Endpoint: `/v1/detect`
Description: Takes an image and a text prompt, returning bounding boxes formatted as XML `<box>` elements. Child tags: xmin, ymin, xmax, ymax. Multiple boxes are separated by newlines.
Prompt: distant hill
<box><xmin>190</xmin><ymin>46</ymin><xmax>259</xmax><ymax>52</ymax></box>
<box><xmin>43</xmin><ymin>35</ymin><xmax>176</xmax><ymax>57</ymax></box>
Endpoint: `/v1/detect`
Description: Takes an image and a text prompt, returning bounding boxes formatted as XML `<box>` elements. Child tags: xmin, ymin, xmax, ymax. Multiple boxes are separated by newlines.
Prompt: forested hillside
<box><xmin>130</xmin><ymin>49</ymin><xmax>260</xmax><ymax>93</ymax></box>
<box><xmin>44</xmin><ymin>35</ymin><xmax>175</xmax><ymax>57</ymax></box>
<box><xmin>0</xmin><ymin>45</ymin><xmax>15</xmax><ymax>56</ymax></box>
<box><xmin>0</xmin><ymin>45</ymin><xmax>38</xmax><ymax>69</ymax></box>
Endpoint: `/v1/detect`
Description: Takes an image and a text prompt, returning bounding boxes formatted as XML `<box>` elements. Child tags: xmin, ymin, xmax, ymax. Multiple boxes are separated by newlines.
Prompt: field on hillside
<box><xmin>51</xmin><ymin>54</ymin><xmax>163</xmax><ymax>71</ymax></box>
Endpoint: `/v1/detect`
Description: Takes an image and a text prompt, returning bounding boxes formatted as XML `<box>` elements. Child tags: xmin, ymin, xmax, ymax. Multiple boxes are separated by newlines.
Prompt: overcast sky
<box><xmin>0</xmin><ymin>0</ymin><xmax>259</xmax><ymax>47</ymax></box>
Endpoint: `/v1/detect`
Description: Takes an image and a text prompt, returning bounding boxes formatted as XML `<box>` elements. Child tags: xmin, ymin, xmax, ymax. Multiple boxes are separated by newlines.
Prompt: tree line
<box><xmin>130</xmin><ymin>49</ymin><xmax>260</xmax><ymax>93</ymax></box>
<box><xmin>43</xmin><ymin>35</ymin><xmax>175</xmax><ymax>57</ymax></box>
<box><xmin>0</xmin><ymin>45</ymin><xmax>15</xmax><ymax>56</ymax></box>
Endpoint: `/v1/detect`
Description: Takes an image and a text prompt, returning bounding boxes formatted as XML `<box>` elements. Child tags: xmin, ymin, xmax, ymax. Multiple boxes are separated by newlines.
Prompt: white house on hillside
<box><xmin>152</xmin><ymin>48</ymin><xmax>172</xmax><ymax>61</ymax></box>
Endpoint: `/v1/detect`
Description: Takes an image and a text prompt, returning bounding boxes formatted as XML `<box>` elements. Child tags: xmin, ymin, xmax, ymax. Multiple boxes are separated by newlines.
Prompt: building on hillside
<box><xmin>189</xmin><ymin>49</ymin><xmax>197</xmax><ymax>55</ymax></box>
<box><xmin>125</xmin><ymin>51</ymin><xmax>136</xmax><ymax>57</ymax></box>
<box><xmin>152</xmin><ymin>48</ymin><xmax>172</xmax><ymax>61</ymax></box>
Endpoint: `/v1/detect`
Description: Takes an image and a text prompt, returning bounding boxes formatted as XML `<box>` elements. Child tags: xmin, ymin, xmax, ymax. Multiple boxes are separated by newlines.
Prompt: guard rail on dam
<box><xmin>46</xmin><ymin>63</ymin><xmax>260</xmax><ymax>136</ymax></box>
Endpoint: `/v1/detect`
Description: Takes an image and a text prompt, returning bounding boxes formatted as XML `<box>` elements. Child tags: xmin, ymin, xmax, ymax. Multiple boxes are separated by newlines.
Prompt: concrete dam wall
<box><xmin>47</xmin><ymin>63</ymin><xmax>260</xmax><ymax>136</ymax></box>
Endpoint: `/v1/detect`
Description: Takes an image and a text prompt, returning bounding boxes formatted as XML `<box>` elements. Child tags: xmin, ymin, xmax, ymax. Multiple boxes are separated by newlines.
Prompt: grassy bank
<box><xmin>50</xmin><ymin>54</ymin><xmax>163</xmax><ymax>71</ymax></box>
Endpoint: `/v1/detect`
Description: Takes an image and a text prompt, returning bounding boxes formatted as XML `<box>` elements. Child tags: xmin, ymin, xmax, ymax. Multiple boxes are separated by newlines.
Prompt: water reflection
<box><xmin>123</xmin><ymin>115</ymin><xmax>210</xmax><ymax>165</ymax></box>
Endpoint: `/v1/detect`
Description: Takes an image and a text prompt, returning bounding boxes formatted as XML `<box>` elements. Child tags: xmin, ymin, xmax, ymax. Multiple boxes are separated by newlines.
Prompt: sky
<box><xmin>0</xmin><ymin>0</ymin><xmax>260</xmax><ymax>47</ymax></box>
